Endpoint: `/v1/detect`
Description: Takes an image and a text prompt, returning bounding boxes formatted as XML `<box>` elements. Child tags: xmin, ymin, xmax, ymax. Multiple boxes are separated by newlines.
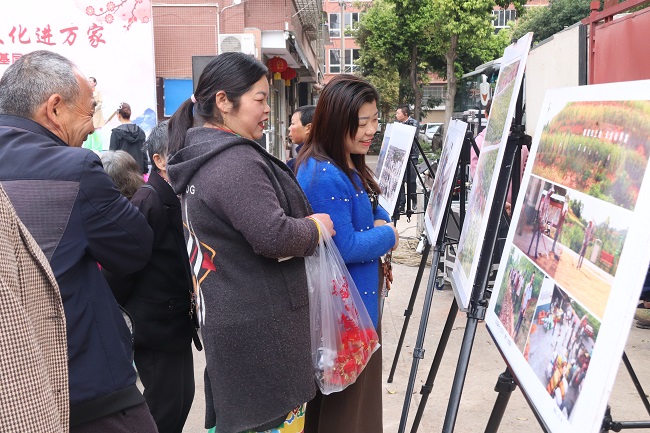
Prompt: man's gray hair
<box><xmin>0</xmin><ymin>50</ymin><xmax>80</xmax><ymax>118</ymax></box>
<box><xmin>146</xmin><ymin>121</ymin><xmax>169</xmax><ymax>172</ymax></box>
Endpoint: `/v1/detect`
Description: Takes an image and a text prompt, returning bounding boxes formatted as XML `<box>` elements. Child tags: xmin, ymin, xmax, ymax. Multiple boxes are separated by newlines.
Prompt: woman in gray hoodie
<box><xmin>167</xmin><ymin>52</ymin><xmax>334</xmax><ymax>433</ymax></box>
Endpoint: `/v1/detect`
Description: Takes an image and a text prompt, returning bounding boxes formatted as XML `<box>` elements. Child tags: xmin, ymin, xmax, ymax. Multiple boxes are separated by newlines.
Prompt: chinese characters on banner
<box><xmin>1</xmin><ymin>0</ymin><xmax>157</xmax><ymax>151</ymax></box>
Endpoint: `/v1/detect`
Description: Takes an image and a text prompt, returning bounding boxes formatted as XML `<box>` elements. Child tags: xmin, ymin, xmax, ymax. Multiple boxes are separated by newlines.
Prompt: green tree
<box><xmin>357</xmin><ymin>0</ymin><xmax>514</xmax><ymax>126</ymax></box>
<box><xmin>428</xmin><ymin>0</ymin><xmax>515</xmax><ymax>127</ymax></box>
<box><xmin>512</xmin><ymin>0</ymin><xmax>594</xmax><ymax>43</ymax></box>
<box><xmin>355</xmin><ymin>0</ymin><xmax>401</xmax><ymax>125</ymax></box>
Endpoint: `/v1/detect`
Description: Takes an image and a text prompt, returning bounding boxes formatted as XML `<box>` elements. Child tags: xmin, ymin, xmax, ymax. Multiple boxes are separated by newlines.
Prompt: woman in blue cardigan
<box><xmin>296</xmin><ymin>74</ymin><xmax>399</xmax><ymax>433</ymax></box>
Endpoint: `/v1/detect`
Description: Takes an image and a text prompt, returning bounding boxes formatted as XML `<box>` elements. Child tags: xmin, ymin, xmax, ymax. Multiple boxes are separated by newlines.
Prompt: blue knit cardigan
<box><xmin>297</xmin><ymin>157</ymin><xmax>395</xmax><ymax>326</ymax></box>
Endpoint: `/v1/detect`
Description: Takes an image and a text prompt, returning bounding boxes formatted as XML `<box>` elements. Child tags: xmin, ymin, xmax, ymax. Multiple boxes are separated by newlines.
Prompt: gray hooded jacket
<box><xmin>167</xmin><ymin>127</ymin><xmax>318</xmax><ymax>433</ymax></box>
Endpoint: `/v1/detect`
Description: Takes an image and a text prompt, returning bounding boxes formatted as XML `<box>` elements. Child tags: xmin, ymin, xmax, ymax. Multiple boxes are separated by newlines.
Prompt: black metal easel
<box><xmin>441</xmin><ymin>129</ymin><xmax>522</xmax><ymax>433</ymax></box>
<box><xmin>397</xmin><ymin>177</ymin><xmax>458</xmax><ymax>433</ymax></box>
<box><xmin>387</xmin><ymin>132</ymin><xmax>472</xmax><ymax>385</ymax></box>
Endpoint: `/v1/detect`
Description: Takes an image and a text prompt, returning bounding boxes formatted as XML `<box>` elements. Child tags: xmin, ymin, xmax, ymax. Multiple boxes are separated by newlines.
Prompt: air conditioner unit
<box><xmin>219</xmin><ymin>34</ymin><xmax>256</xmax><ymax>56</ymax></box>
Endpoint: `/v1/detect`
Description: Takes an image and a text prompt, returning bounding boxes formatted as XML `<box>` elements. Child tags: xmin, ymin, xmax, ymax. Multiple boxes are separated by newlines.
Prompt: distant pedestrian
<box><xmin>286</xmin><ymin>104</ymin><xmax>315</xmax><ymax>171</ymax></box>
<box><xmin>395</xmin><ymin>104</ymin><xmax>419</xmax><ymax>213</ymax></box>
<box><xmin>110</xmin><ymin>102</ymin><xmax>148</xmax><ymax>174</ymax></box>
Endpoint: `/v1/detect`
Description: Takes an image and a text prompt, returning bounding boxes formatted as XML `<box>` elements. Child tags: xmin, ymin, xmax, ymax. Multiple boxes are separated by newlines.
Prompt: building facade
<box><xmin>152</xmin><ymin>0</ymin><xmax>325</xmax><ymax>158</ymax></box>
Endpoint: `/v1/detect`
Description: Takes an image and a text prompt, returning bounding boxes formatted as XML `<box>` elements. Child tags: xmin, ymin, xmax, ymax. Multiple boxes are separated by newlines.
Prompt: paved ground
<box><xmin>173</xmin><ymin>156</ymin><xmax>650</xmax><ymax>432</ymax></box>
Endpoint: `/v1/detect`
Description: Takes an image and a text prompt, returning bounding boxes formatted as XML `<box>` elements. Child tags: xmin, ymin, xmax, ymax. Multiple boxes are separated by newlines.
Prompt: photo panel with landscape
<box><xmin>487</xmin><ymin>81</ymin><xmax>650</xmax><ymax>432</ymax></box>
<box><xmin>532</xmin><ymin>100</ymin><xmax>650</xmax><ymax>211</ymax></box>
<box><xmin>450</xmin><ymin>32</ymin><xmax>534</xmax><ymax>310</ymax></box>
<box><xmin>424</xmin><ymin>119</ymin><xmax>467</xmax><ymax>245</ymax></box>
<box><xmin>378</xmin><ymin>122</ymin><xmax>417</xmax><ymax>215</ymax></box>
<box><xmin>513</xmin><ymin>176</ymin><xmax>631</xmax><ymax>319</ymax></box>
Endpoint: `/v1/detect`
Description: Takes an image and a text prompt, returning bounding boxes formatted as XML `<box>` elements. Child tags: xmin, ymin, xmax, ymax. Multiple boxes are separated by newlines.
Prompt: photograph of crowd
<box><xmin>424</xmin><ymin>119</ymin><xmax>466</xmax><ymax>245</ymax></box>
<box><xmin>525</xmin><ymin>283</ymin><xmax>599</xmax><ymax>419</ymax></box>
<box><xmin>374</xmin><ymin>123</ymin><xmax>393</xmax><ymax>182</ymax></box>
<box><xmin>494</xmin><ymin>247</ymin><xmax>546</xmax><ymax>351</ymax></box>
<box><xmin>378</xmin><ymin>145</ymin><xmax>407</xmax><ymax>212</ymax></box>
<box><xmin>532</xmin><ymin>100</ymin><xmax>650</xmax><ymax>210</ymax></box>
<box><xmin>378</xmin><ymin>122</ymin><xmax>417</xmax><ymax>214</ymax></box>
<box><xmin>513</xmin><ymin>176</ymin><xmax>630</xmax><ymax>319</ymax></box>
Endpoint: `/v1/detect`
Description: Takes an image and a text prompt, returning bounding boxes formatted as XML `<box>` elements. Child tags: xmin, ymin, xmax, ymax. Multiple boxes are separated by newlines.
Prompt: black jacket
<box><xmin>110</xmin><ymin>123</ymin><xmax>148</xmax><ymax>174</ymax></box>
<box><xmin>104</xmin><ymin>171</ymin><xmax>197</xmax><ymax>352</ymax></box>
<box><xmin>0</xmin><ymin>115</ymin><xmax>153</xmax><ymax>426</ymax></box>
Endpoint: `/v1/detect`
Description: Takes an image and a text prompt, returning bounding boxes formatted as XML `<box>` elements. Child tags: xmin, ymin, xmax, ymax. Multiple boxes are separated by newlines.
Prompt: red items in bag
<box><xmin>306</xmin><ymin>220</ymin><xmax>380</xmax><ymax>394</ymax></box>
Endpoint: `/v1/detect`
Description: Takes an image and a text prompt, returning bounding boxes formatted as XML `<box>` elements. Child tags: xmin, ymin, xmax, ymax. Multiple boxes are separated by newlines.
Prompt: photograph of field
<box><xmin>484</xmin><ymin>80</ymin><xmax>517</xmax><ymax>145</ymax></box>
<box><xmin>457</xmin><ymin>146</ymin><xmax>499</xmax><ymax>277</ymax></box>
<box><xmin>532</xmin><ymin>100</ymin><xmax>650</xmax><ymax>210</ymax></box>
<box><xmin>526</xmin><ymin>284</ymin><xmax>600</xmax><ymax>419</ymax></box>
<box><xmin>424</xmin><ymin>119</ymin><xmax>466</xmax><ymax>245</ymax></box>
<box><xmin>494</xmin><ymin>246</ymin><xmax>546</xmax><ymax>351</ymax></box>
<box><xmin>494</xmin><ymin>60</ymin><xmax>520</xmax><ymax>96</ymax></box>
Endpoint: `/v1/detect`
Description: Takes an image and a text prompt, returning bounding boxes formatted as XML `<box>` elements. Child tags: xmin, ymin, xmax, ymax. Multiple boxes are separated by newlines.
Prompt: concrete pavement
<box><xmin>175</xmin><ymin>214</ymin><xmax>650</xmax><ymax>432</ymax></box>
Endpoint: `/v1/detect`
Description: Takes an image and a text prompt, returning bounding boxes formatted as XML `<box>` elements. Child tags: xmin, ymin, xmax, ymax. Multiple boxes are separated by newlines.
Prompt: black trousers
<box><xmin>135</xmin><ymin>345</ymin><xmax>195</xmax><ymax>433</ymax></box>
<box><xmin>70</xmin><ymin>402</ymin><xmax>158</xmax><ymax>433</ymax></box>
<box><xmin>397</xmin><ymin>158</ymin><xmax>418</xmax><ymax>211</ymax></box>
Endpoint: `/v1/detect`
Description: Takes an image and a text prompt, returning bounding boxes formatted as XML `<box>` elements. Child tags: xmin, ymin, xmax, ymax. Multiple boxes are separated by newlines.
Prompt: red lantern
<box><xmin>281</xmin><ymin>67</ymin><xmax>297</xmax><ymax>86</ymax></box>
<box><xmin>267</xmin><ymin>56</ymin><xmax>288</xmax><ymax>80</ymax></box>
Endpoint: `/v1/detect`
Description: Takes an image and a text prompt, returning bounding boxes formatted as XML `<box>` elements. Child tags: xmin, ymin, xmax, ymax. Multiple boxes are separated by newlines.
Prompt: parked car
<box><xmin>419</xmin><ymin>122</ymin><xmax>444</xmax><ymax>151</ymax></box>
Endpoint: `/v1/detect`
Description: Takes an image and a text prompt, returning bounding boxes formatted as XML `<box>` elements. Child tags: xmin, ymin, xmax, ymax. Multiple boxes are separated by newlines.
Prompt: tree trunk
<box><xmin>410</xmin><ymin>44</ymin><xmax>421</xmax><ymax>120</ymax></box>
<box><xmin>444</xmin><ymin>33</ymin><xmax>459</xmax><ymax>130</ymax></box>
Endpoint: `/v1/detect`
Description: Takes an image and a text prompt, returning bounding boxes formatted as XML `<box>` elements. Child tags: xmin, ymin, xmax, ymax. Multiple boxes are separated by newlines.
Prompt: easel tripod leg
<box><xmin>410</xmin><ymin>299</ymin><xmax>459</xmax><ymax>433</ymax></box>
<box><xmin>397</xmin><ymin>244</ymin><xmax>445</xmax><ymax>433</ymax></box>
<box><xmin>484</xmin><ymin>369</ymin><xmax>518</xmax><ymax>433</ymax></box>
<box><xmin>388</xmin><ymin>240</ymin><xmax>432</xmax><ymax>383</ymax></box>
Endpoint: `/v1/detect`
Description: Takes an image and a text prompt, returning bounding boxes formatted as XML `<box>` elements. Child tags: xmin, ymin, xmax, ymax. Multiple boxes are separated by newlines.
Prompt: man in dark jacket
<box><xmin>110</xmin><ymin>102</ymin><xmax>148</xmax><ymax>174</ymax></box>
<box><xmin>395</xmin><ymin>104</ymin><xmax>420</xmax><ymax>213</ymax></box>
<box><xmin>0</xmin><ymin>50</ymin><xmax>156</xmax><ymax>432</ymax></box>
<box><xmin>104</xmin><ymin>121</ymin><xmax>200</xmax><ymax>433</ymax></box>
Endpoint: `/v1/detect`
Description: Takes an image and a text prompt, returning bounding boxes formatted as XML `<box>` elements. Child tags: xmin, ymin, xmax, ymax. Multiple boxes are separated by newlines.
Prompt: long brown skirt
<box><xmin>304</xmin><ymin>321</ymin><xmax>383</xmax><ymax>433</ymax></box>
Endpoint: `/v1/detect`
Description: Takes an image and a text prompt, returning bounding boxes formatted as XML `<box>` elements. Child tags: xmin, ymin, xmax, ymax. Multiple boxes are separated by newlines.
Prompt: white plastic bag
<box><xmin>305</xmin><ymin>220</ymin><xmax>380</xmax><ymax>395</ymax></box>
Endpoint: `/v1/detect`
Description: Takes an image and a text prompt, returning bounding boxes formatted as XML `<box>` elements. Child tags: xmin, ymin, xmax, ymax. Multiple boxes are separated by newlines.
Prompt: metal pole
<box><xmin>398</xmin><ymin>188</ymin><xmax>455</xmax><ymax>433</ymax></box>
<box><xmin>442</xmin><ymin>132</ymin><xmax>520</xmax><ymax>433</ymax></box>
<box><xmin>388</xmin><ymin>240</ymin><xmax>431</xmax><ymax>383</ymax></box>
<box><xmin>339</xmin><ymin>0</ymin><xmax>345</xmax><ymax>73</ymax></box>
<box><xmin>410</xmin><ymin>299</ymin><xmax>459</xmax><ymax>433</ymax></box>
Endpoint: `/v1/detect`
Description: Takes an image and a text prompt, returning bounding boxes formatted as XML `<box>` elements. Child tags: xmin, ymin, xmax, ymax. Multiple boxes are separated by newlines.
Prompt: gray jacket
<box><xmin>168</xmin><ymin>128</ymin><xmax>319</xmax><ymax>433</ymax></box>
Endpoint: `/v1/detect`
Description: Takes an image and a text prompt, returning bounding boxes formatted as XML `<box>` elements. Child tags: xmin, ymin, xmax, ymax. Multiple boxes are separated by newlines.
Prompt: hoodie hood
<box><xmin>168</xmin><ymin>127</ymin><xmax>274</xmax><ymax>196</ymax></box>
<box><xmin>112</xmin><ymin>123</ymin><xmax>145</xmax><ymax>144</ymax></box>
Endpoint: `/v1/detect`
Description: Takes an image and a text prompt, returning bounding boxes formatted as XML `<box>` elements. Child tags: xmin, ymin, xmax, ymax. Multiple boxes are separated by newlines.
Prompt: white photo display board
<box><xmin>424</xmin><ymin>119</ymin><xmax>467</xmax><ymax>245</ymax></box>
<box><xmin>377</xmin><ymin>122</ymin><xmax>417</xmax><ymax>215</ymax></box>
<box><xmin>486</xmin><ymin>81</ymin><xmax>650</xmax><ymax>432</ymax></box>
<box><xmin>450</xmin><ymin>33</ymin><xmax>534</xmax><ymax>310</ymax></box>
